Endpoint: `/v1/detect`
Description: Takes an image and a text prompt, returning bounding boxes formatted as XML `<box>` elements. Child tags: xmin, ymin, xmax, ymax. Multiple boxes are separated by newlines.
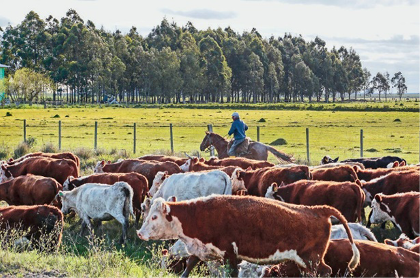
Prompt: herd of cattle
<box><xmin>0</xmin><ymin>152</ymin><xmax>419</xmax><ymax>277</ymax></box>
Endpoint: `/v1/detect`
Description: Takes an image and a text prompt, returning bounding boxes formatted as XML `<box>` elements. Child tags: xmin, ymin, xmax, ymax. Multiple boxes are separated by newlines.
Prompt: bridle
<box><xmin>203</xmin><ymin>134</ymin><xmax>213</xmax><ymax>153</ymax></box>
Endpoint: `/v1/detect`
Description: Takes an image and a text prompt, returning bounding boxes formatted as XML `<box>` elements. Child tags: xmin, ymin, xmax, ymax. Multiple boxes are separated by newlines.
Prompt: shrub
<box><xmin>365</xmin><ymin>148</ymin><xmax>379</xmax><ymax>152</ymax></box>
<box><xmin>270</xmin><ymin>138</ymin><xmax>288</xmax><ymax>146</ymax></box>
<box><xmin>51</xmin><ymin>114</ymin><xmax>60</xmax><ymax>118</ymax></box>
<box><xmin>393</xmin><ymin>118</ymin><xmax>401</xmax><ymax>122</ymax></box>
<box><xmin>26</xmin><ymin>137</ymin><xmax>37</xmax><ymax>148</ymax></box>
<box><xmin>0</xmin><ymin>145</ymin><xmax>9</xmax><ymax>160</ymax></box>
<box><xmin>5</xmin><ymin>112</ymin><xmax>12</xmax><ymax>117</ymax></box>
<box><xmin>74</xmin><ymin>147</ymin><xmax>93</xmax><ymax>160</ymax></box>
<box><xmin>40</xmin><ymin>142</ymin><xmax>58</xmax><ymax>153</ymax></box>
<box><xmin>257</xmin><ymin>118</ymin><xmax>266</xmax><ymax>122</ymax></box>
<box><xmin>13</xmin><ymin>142</ymin><xmax>31</xmax><ymax>159</ymax></box>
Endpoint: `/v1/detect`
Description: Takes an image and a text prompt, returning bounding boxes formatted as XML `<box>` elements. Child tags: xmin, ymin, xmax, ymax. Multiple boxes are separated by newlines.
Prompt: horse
<box><xmin>200</xmin><ymin>131</ymin><xmax>294</xmax><ymax>163</ymax></box>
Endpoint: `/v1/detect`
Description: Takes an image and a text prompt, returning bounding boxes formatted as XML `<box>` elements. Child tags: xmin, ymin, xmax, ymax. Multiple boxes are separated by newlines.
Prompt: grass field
<box><xmin>0</xmin><ymin>105</ymin><xmax>418</xmax><ymax>165</ymax></box>
<box><xmin>0</xmin><ymin>104</ymin><xmax>417</xmax><ymax>277</ymax></box>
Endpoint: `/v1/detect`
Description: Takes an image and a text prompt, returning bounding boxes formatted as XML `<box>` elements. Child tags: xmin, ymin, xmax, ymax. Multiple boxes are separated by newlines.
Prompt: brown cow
<box><xmin>355</xmin><ymin>165</ymin><xmax>419</xmax><ymax>181</ymax></box>
<box><xmin>0</xmin><ymin>174</ymin><xmax>62</xmax><ymax>207</ymax></box>
<box><xmin>179</xmin><ymin>158</ymin><xmax>239</xmax><ymax>176</ymax></box>
<box><xmin>94</xmin><ymin>159</ymin><xmax>182</xmax><ymax>188</ymax></box>
<box><xmin>8</xmin><ymin>152</ymin><xmax>80</xmax><ymax>168</ymax></box>
<box><xmin>266</xmin><ymin>180</ymin><xmax>365</xmax><ymax>222</ymax></box>
<box><xmin>204</xmin><ymin>157</ymin><xmax>274</xmax><ymax>169</ymax></box>
<box><xmin>63</xmin><ymin>172</ymin><xmax>148</xmax><ymax>225</ymax></box>
<box><xmin>384</xmin><ymin>233</ymin><xmax>420</xmax><ymax>253</ymax></box>
<box><xmin>137</xmin><ymin>195</ymin><xmax>359</xmax><ymax>277</ymax></box>
<box><xmin>310</xmin><ymin>165</ymin><xmax>359</xmax><ymax>182</ymax></box>
<box><xmin>361</xmin><ymin>170</ymin><xmax>419</xmax><ymax>205</ymax></box>
<box><xmin>263</xmin><ymin>239</ymin><xmax>419</xmax><ymax>277</ymax></box>
<box><xmin>231</xmin><ymin>166</ymin><xmax>311</xmax><ymax>196</ymax></box>
<box><xmin>0</xmin><ymin>205</ymin><xmax>63</xmax><ymax>252</ymax></box>
<box><xmin>1</xmin><ymin>157</ymin><xmax>79</xmax><ymax>185</ymax></box>
<box><xmin>370</xmin><ymin>192</ymin><xmax>419</xmax><ymax>238</ymax></box>
<box><xmin>138</xmin><ymin>155</ymin><xmax>188</xmax><ymax>166</ymax></box>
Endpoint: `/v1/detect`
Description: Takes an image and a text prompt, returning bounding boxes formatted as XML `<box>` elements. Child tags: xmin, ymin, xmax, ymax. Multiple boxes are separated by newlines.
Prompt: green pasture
<box><xmin>0</xmin><ymin>106</ymin><xmax>418</xmax><ymax>164</ymax></box>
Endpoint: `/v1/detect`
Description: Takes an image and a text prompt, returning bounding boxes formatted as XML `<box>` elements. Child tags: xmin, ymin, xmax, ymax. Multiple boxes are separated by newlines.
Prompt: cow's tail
<box><xmin>222</xmin><ymin>172</ymin><xmax>232</xmax><ymax>195</ymax></box>
<box><xmin>322</xmin><ymin>206</ymin><xmax>360</xmax><ymax>271</ymax></box>
<box><xmin>352</xmin><ymin>183</ymin><xmax>365</xmax><ymax>223</ymax></box>
<box><xmin>266</xmin><ymin>145</ymin><xmax>295</xmax><ymax>164</ymax></box>
<box><xmin>116</xmin><ymin>182</ymin><xmax>135</xmax><ymax>219</ymax></box>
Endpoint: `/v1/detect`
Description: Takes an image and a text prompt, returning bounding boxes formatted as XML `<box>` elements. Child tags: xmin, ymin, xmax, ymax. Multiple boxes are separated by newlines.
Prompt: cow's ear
<box><xmin>8</xmin><ymin>158</ymin><xmax>13</xmax><ymax>163</ymax></box>
<box><xmin>205</xmin><ymin>131</ymin><xmax>209</xmax><ymax>134</ymax></box>
<box><xmin>100</xmin><ymin>160</ymin><xmax>105</xmax><ymax>166</ymax></box>
<box><xmin>272</xmin><ymin>182</ymin><xmax>278</xmax><ymax>192</ymax></box>
<box><xmin>199</xmin><ymin>157</ymin><xmax>205</xmax><ymax>162</ymax></box>
<box><xmin>162</xmin><ymin>249</ymin><xmax>169</xmax><ymax>256</ymax></box>
<box><xmin>374</xmin><ymin>194</ymin><xmax>382</xmax><ymax>203</ymax></box>
<box><xmin>164</xmin><ymin>170</ymin><xmax>168</xmax><ymax>176</ymax></box>
<box><xmin>399</xmin><ymin>161</ymin><xmax>406</xmax><ymax>167</ymax></box>
<box><xmin>246</xmin><ymin>166</ymin><xmax>252</xmax><ymax>171</ymax></box>
<box><xmin>161</xmin><ymin>202</ymin><xmax>171</xmax><ymax>215</ymax></box>
<box><xmin>355</xmin><ymin>179</ymin><xmax>362</xmax><ymax>187</ymax></box>
<box><xmin>193</xmin><ymin>157</ymin><xmax>198</xmax><ymax>163</ymax></box>
<box><xmin>279</xmin><ymin>181</ymin><xmax>286</xmax><ymax>187</ymax></box>
<box><xmin>1</xmin><ymin>164</ymin><xmax>5</xmax><ymax>170</ymax></box>
<box><xmin>384</xmin><ymin>239</ymin><xmax>395</xmax><ymax>246</ymax></box>
<box><xmin>58</xmin><ymin>191</ymin><xmax>64</xmax><ymax>197</ymax></box>
<box><xmin>167</xmin><ymin>196</ymin><xmax>177</xmax><ymax>202</ymax></box>
<box><xmin>333</xmin><ymin>157</ymin><xmax>339</xmax><ymax>163</ymax></box>
<box><xmin>107</xmin><ymin>160</ymin><xmax>111</xmax><ymax>164</ymax></box>
<box><xmin>353</xmin><ymin>165</ymin><xmax>359</xmax><ymax>172</ymax></box>
<box><xmin>414</xmin><ymin>237</ymin><xmax>420</xmax><ymax>244</ymax></box>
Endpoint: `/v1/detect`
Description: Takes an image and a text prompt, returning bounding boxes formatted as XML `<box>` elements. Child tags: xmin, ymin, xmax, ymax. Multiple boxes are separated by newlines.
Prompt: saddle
<box><xmin>227</xmin><ymin>137</ymin><xmax>251</xmax><ymax>156</ymax></box>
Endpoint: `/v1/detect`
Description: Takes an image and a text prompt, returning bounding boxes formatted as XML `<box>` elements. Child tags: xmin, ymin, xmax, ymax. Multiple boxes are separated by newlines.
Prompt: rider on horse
<box><xmin>227</xmin><ymin>112</ymin><xmax>248</xmax><ymax>157</ymax></box>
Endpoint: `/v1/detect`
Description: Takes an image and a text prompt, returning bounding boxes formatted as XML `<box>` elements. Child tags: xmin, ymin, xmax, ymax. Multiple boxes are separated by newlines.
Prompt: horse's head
<box><xmin>200</xmin><ymin>131</ymin><xmax>212</xmax><ymax>151</ymax></box>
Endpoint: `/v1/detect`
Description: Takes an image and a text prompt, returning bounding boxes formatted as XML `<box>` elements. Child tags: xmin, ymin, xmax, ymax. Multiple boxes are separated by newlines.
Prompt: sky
<box><xmin>1</xmin><ymin>0</ymin><xmax>419</xmax><ymax>95</ymax></box>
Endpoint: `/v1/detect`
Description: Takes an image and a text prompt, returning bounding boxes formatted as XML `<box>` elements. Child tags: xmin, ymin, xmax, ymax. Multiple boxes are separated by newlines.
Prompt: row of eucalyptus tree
<box><xmin>0</xmin><ymin>9</ymin><xmax>407</xmax><ymax>104</ymax></box>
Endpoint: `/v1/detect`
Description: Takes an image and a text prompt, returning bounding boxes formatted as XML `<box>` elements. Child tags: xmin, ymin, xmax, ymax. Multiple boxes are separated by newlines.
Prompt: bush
<box><xmin>13</xmin><ymin>142</ymin><xmax>31</xmax><ymax>159</ymax></box>
<box><xmin>270</xmin><ymin>138</ymin><xmax>288</xmax><ymax>146</ymax></box>
<box><xmin>5</xmin><ymin>112</ymin><xmax>12</xmax><ymax>117</ymax></box>
<box><xmin>257</xmin><ymin>118</ymin><xmax>266</xmax><ymax>122</ymax></box>
<box><xmin>26</xmin><ymin>137</ymin><xmax>37</xmax><ymax>148</ymax></box>
<box><xmin>0</xmin><ymin>145</ymin><xmax>9</xmax><ymax>160</ymax></box>
<box><xmin>393</xmin><ymin>118</ymin><xmax>401</xmax><ymax>122</ymax></box>
<box><xmin>74</xmin><ymin>147</ymin><xmax>93</xmax><ymax>160</ymax></box>
<box><xmin>40</xmin><ymin>142</ymin><xmax>58</xmax><ymax>153</ymax></box>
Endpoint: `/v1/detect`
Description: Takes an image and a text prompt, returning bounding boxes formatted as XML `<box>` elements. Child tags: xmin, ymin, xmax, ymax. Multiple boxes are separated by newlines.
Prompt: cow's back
<box><xmin>256</xmin><ymin>166</ymin><xmax>310</xmax><ymax>196</ymax></box>
<box><xmin>311</xmin><ymin>165</ymin><xmax>358</xmax><ymax>182</ymax></box>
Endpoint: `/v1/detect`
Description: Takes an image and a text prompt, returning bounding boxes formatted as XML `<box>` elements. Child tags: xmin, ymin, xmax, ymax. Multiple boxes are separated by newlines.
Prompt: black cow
<box><xmin>321</xmin><ymin>155</ymin><xmax>405</xmax><ymax>169</ymax></box>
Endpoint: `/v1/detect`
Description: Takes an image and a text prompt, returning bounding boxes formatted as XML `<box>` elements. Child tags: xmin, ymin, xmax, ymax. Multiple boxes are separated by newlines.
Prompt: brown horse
<box><xmin>200</xmin><ymin>131</ymin><xmax>294</xmax><ymax>163</ymax></box>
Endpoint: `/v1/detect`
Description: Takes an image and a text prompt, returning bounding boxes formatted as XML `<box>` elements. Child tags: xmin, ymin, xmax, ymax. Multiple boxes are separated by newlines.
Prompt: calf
<box><xmin>0</xmin><ymin>174</ymin><xmax>62</xmax><ymax>206</ymax></box>
<box><xmin>232</xmin><ymin>166</ymin><xmax>311</xmax><ymax>196</ymax></box>
<box><xmin>94</xmin><ymin>159</ymin><xmax>182</xmax><ymax>188</ymax></box>
<box><xmin>59</xmin><ymin>181</ymin><xmax>134</xmax><ymax>244</ymax></box>
<box><xmin>310</xmin><ymin>164</ymin><xmax>358</xmax><ymax>182</ymax></box>
<box><xmin>1</xmin><ymin>157</ymin><xmax>79</xmax><ymax>185</ymax></box>
<box><xmin>384</xmin><ymin>233</ymin><xmax>420</xmax><ymax>253</ymax></box>
<box><xmin>7</xmin><ymin>151</ymin><xmax>80</xmax><ymax>168</ymax></box>
<box><xmin>204</xmin><ymin>157</ymin><xmax>274</xmax><ymax>169</ymax></box>
<box><xmin>361</xmin><ymin>170</ymin><xmax>419</xmax><ymax>204</ymax></box>
<box><xmin>0</xmin><ymin>205</ymin><xmax>63</xmax><ymax>252</ymax></box>
<box><xmin>138</xmin><ymin>155</ymin><xmax>188</xmax><ymax>166</ymax></box>
<box><xmin>63</xmin><ymin>172</ymin><xmax>148</xmax><ymax>226</ymax></box>
<box><xmin>370</xmin><ymin>192</ymin><xmax>419</xmax><ymax>238</ymax></box>
<box><xmin>262</xmin><ymin>239</ymin><xmax>419</xmax><ymax>277</ymax></box>
<box><xmin>330</xmin><ymin>223</ymin><xmax>377</xmax><ymax>241</ymax></box>
<box><xmin>265</xmin><ymin>180</ymin><xmax>365</xmax><ymax>222</ymax></box>
<box><xmin>137</xmin><ymin>195</ymin><xmax>360</xmax><ymax>277</ymax></box>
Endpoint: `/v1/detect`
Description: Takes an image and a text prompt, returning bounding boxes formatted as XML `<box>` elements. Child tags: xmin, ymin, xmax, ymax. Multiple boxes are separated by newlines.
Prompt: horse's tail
<box><xmin>266</xmin><ymin>146</ymin><xmax>295</xmax><ymax>164</ymax></box>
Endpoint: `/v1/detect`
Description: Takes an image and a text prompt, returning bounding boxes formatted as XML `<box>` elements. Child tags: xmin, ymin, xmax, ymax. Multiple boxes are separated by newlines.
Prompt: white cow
<box><xmin>59</xmin><ymin>181</ymin><xmax>134</xmax><ymax>244</ymax></box>
<box><xmin>330</xmin><ymin>223</ymin><xmax>377</xmax><ymax>241</ymax></box>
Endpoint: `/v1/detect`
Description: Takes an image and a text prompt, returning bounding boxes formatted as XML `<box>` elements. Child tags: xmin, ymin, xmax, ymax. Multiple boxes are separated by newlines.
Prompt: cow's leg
<box><xmin>113</xmin><ymin>214</ymin><xmax>129</xmax><ymax>244</ymax></box>
<box><xmin>366</xmin><ymin>210</ymin><xmax>373</xmax><ymax>228</ymax></box>
<box><xmin>225</xmin><ymin>255</ymin><xmax>239</xmax><ymax>277</ymax></box>
<box><xmin>135</xmin><ymin>210</ymin><xmax>141</xmax><ymax>229</ymax></box>
<box><xmin>80</xmin><ymin>216</ymin><xmax>93</xmax><ymax>238</ymax></box>
<box><xmin>181</xmin><ymin>255</ymin><xmax>200</xmax><ymax>278</ymax></box>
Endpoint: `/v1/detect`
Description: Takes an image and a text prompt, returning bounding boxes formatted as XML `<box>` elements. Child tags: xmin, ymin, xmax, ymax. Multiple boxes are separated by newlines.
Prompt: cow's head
<box><xmin>265</xmin><ymin>183</ymin><xmax>278</xmax><ymax>199</ymax></box>
<box><xmin>150</xmin><ymin>171</ymin><xmax>168</xmax><ymax>196</ymax></box>
<box><xmin>7</xmin><ymin>158</ymin><xmax>13</xmax><ymax>164</ymax></box>
<box><xmin>369</xmin><ymin>194</ymin><xmax>392</xmax><ymax>225</ymax></box>
<box><xmin>141</xmin><ymin>197</ymin><xmax>152</xmax><ymax>219</ymax></box>
<box><xmin>384</xmin><ymin>233</ymin><xmax>414</xmax><ymax>249</ymax></box>
<box><xmin>94</xmin><ymin>160</ymin><xmax>105</xmax><ymax>173</ymax></box>
<box><xmin>137</xmin><ymin>197</ymin><xmax>182</xmax><ymax>241</ymax></box>
<box><xmin>58</xmin><ymin>191</ymin><xmax>76</xmax><ymax>215</ymax></box>
<box><xmin>63</xmin><ymin>176</ymin><xmax>75</xmax><ymax>191</ymax></box>
<box><xmin>231</xmin><ymin>168</ymin><xmax>246</xmax><ymax>192</ymax></box>
<box><xmin>321</xmin><ymin>155</ymin><xmax>339</xmax><ymax>165</ymax></box>
<box><xmin>179</xmin><ymin>159</ymin><xmax>191</xmax><ymax>172</ymax></box>
<box><xmin>0</xmin><ymin>164</ymin><xmax>13</xmax><ymax>183</ymax></box>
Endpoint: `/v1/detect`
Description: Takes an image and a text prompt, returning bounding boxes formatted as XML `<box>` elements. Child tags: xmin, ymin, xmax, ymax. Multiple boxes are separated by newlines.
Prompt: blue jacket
<box><xmin>228</xmin><ymin>119</ymin><xmax>248</xmax><ymax>140</ymax></box>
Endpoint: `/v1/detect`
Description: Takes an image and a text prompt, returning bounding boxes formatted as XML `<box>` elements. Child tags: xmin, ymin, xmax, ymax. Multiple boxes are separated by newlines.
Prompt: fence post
<box><xmin>133</xmin><ymin>123</ymin><xmax>136</xmax><ymax>154</ymax></box>
<box><xmin>257</xmin><ymin>126</ymin><xmax>260</xmax><ymax>142</ymax></box>
<box><xmin>306</xmin><ymin>128</ymin><xmax>310</xmax><ymax>164</ymax></box>
<box><xmin>170</xmin><ymin>123</ymin><xmax>174</xmax><ymax>154</ymax></box>
<box><xmin>58</xmin><ymin>120</ymin><xmax>62</xmax><ymax>150</ymax></box>
<box><xmin>207</xmin><ymin>124</ymin><xmax>215</xmax><ymax>156</ymax></box>
<box><xmin>94</xmin><ymin>121</ymin><xmax>98</xmax><ymax>150</ymax></box>
<box><xmin>23</xmin><ymin>119</ymin><xmax>26</xmax><ymax>142</ymax></box>
<box><xmin>360</xmin><ymin>129</ymin><xmax>363</xmax><ymax>158</ymax></box>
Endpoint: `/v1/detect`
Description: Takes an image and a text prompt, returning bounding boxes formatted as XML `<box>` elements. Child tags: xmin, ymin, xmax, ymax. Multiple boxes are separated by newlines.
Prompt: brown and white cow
<box><xmin>310</xmin><ymin>164</ymin><xmax>359</xmax><ymax>182</ymax></box>
<box><xmin>8</xmin><ymin>152</ymin><xmax>80</xmax><ymax>168</ymax></box>
<box><xmin>262</xmin><ymin>239</ymin><xmax>420</xmax><ymax>277</ymax></box>
<box><xmin>137</xmin><ymin>195</ymin><xmax>360</xmax><ymax>277</ymax></box>
<box><xmin>355</xmin><ymin>165</ymin><xmax>419</xmax><ymax>181</ymax></box>
<box><xmin>179</xmin><ymin>158</ymin><xmax>239</xmax><ymax>177</ymax></box>
<box><xmin>384</xmin><ymin>233</ymin><xmax>420</xmax><ymax>253</ymax></box>
<box><xmin>265</xmin><ymin>180</ymin><xmax>365</xmax><ymax>222</ymax></box>
<box><xmin>370</xmin><ymin>192</ymin><xmax>419</xmax><ymax>238</ymax></box>
<box><xmin>94</xmin><ymin>159</ymin><xmax>182</xmax><ymax>188</ymax></box>
<box><xmin>204</xmin><ymin>157</ymin><xmax>274</xmax><ymax>169</ymax></box>
<box><xmin>231</xmin><ymin>166</ymin><xmax>311</xmax><ymax>196</ymax></box>
<box><xmin>0</xmin><ymin>205</ymin><xmax>64</xmax><ymax>252</ymax></box>
<box><xmin>138</xmin><ymin>155</ymin><xmax>189</xmax><ymax>166</ymax></box>
<box><xmin>1</xmin><ymin>157</ymin><xmax>79</xmax><ymax>185</ymax></box>
<box><xmin>63</xmin><ymin>172</ymin><xmax>148</xmax><ymax>225</ymax></box>
<box><xmin>0</xmin><ymin>174</ymin><xmax>62</xmax><ymax>207</ymax></box>
<box><xmin>361</xmin><ymin>170</ymin><xmax>419</xmax><ymax>205</ymax></box>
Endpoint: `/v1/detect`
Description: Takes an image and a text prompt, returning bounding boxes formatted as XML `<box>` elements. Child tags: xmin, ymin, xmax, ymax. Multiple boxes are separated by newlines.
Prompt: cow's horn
<box><xmin>184</xmin><ymin>152</ymin><xmax>193</xmax><ymax>159</ymax></box>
